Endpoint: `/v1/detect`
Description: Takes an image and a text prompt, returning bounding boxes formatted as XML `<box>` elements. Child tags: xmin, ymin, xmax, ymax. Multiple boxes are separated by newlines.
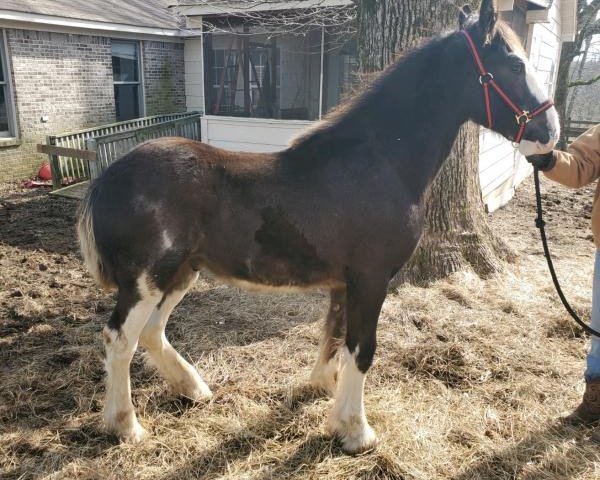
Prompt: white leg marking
<box><xmin>310</xmin><ymin>348</ymin><xmax>339</xmax><ymax>396</ymax></box>
<box><xmin>327</xmin><ymin>346</ymin><xmax>377</xmax><ymax>453</ymax></box>
<box><xmin>139</xmin><ymin>274</ymin><xmax>212</xmax><ymax>401</ymax></box>
<box><xmin>104</xmin><ymin>274</ymin><xmax>160</xmax><ymax>442</ymax></box>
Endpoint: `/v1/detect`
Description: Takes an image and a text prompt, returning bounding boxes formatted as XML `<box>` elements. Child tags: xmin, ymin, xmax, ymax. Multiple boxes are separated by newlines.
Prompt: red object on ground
<box><xmin>38</xmin><ymin>162</ymin><xmax>52</xmax><ymax>181</ymax></box>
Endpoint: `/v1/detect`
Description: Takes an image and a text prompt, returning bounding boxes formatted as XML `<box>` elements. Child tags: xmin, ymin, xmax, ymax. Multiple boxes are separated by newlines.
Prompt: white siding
<box><xmin>480</xmin><ymin>0</ymin><xmax>563</xmax><ymax>212</ymax></box>
<box><xmin>201</xmin><ymin>115</ymin><xmax>312</xmax><ymax>152</ymax></box>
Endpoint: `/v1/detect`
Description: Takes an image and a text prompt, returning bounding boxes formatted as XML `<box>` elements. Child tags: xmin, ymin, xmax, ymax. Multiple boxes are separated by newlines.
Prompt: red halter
<box><xmin>461</xmin><ymin>30</ymin><xmax>554</xmax><ymax>144</ymax></box>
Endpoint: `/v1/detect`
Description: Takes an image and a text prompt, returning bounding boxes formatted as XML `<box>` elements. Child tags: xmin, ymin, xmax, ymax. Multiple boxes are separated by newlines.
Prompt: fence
<box><xmin>40</xmin><ymin>112</ymin><xmax>202</xmax><ymax>189</ymax></box>
<box><xmin>564</xmin><ymin>119</ymin><xmax>597</xmax><ymax>145</ymax></box>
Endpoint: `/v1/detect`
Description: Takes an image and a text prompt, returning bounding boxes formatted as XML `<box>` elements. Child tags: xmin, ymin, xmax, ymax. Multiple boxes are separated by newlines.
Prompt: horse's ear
<box><xmin>478</xmin><ymin>0</ymin><xmax>497</xmax><ymax>43</ymax></box>
<box><xmin>459</xmin><ymin>5</ymin><xmax>472</xmax><ymax>30</ymax></box>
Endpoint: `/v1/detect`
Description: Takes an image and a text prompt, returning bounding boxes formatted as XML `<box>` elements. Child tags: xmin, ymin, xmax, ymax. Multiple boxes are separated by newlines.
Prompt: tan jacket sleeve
<box><xmin>544</xmin><ymin>124</ymin><xmax>600</xmax><ymax>188</ymax></box>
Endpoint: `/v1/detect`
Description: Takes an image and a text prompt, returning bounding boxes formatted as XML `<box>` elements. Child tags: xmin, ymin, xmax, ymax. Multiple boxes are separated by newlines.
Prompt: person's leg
<box><xmin>565</xmin><ymin>250</ymin><xmax>600</xmax><ymax>427</ymax></box>
<box><xmin>585</xmin><ymin>250</ymin><xmax>600</xmax><ymax>380</ymax></box>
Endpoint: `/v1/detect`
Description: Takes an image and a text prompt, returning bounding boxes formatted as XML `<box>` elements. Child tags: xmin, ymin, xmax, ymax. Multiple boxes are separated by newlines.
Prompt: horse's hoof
<box><xmin>176</xmin><ymin>380</ymin><xmax>213</xmax><ymax>402</ymax></box>
<box><xmin>119</xmin><ymin>420</ymin><xmax>148</xmax><ymax>443</ymax></box>
<box><xmin>327</xmin><ymin>416</ymin><xmax>378</xmax><ymax>454</ymax></box>
<box><xmin>340</xmin><ymin>424</ymin><xmax>378</xmax><ymax>454</ymax></box>
<box><xmin>183</xmin><ymin>386</ymin><xmax>213</xmax><ymax>403</ymax></box>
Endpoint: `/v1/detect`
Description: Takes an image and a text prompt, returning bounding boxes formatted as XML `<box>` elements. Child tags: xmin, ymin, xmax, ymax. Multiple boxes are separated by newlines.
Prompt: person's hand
<box><xmin>526</xmin><ymin>151</ymin><xmax>556</xmax><ymax>172</ymax></box>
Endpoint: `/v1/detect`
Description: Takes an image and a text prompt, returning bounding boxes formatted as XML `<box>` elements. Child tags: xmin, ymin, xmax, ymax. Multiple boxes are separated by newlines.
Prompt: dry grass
<box><xmin>2</xmin><ymin>177</ymin><xmax>600</xmax><ymax>479</ymax></box>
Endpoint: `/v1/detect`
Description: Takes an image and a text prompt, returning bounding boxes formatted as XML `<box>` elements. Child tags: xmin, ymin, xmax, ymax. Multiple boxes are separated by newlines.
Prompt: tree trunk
<box><xmin>356</xmin><ymin>0</ymin><xmax>511</xmax><ymax>285</ymax></box>
<box><xmin>555</xmin><ymin>41</ymin><xmax>579</xmax><ymax>149</ymax></box>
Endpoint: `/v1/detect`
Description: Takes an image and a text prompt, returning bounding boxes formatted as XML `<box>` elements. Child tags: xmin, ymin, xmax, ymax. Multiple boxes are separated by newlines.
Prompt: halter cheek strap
<box><xmin>461</xmin><ymin>30</ymin><xmax>554</xmax><ymax>144</ymax></box>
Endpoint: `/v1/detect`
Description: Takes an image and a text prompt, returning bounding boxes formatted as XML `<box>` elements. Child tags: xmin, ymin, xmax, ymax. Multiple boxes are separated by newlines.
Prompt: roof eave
<box><xmin>173</xmin><ymin>0</ymin><xmax>354</xmax><ymax>17</ymax></box>
<box><xmin>0</xmin><ymin>9</ymin><xmax>181</xmax><ymax>37</ymax></box>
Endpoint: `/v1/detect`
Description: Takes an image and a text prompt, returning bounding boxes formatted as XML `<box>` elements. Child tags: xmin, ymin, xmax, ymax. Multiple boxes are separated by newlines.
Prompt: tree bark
<box><xmin>356</xmin><ymin>0</ymin><xmax>511</xmax><ymax>285</ymax></box>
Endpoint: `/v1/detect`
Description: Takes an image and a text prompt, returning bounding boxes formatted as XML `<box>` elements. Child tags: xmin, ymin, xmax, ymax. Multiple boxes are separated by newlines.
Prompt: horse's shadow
<box><xmin>158</xmin><ymin>399</ymin><xmax>600</xmax><ymax>480</ymax></box>
<box><xmin>158</xmin><ymin>385</ymin><xmax>343</xmax><ymax>480</ymax></box>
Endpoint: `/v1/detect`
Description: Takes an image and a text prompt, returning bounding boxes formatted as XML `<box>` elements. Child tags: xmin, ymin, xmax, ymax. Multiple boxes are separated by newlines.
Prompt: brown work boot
<box><xmin>563</xmin><ymin>378</ymin><xmax>600</xmax><ymax>425</ymax></box>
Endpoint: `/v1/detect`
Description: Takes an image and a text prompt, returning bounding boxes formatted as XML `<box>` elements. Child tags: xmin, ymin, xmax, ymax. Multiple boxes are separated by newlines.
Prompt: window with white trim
<box><xmin>112</xmin><ymin>40</ymin><xmax>143</xmax><ymax>121</ymax></box>
<box><xmin>0</xmin><ymin>31</ymin><xmax>16</xmax><ymax>138</ymax></box>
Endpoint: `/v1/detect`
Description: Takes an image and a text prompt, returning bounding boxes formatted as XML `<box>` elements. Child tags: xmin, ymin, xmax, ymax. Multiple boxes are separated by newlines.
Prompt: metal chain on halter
<box><xmin>533</xmin><ymin>167</ymin><xmax>600</xmax><ymax>337</ymax></box>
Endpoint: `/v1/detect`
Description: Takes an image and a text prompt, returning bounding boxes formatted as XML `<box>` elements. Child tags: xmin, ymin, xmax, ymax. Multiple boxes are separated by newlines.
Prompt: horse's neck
<box><xmin>358</xmin><ymin>38</ymin><xmax>470</xmax><ymax>196</ymax></box>
<box><xmin>287</xmin><ymin>33</ymin><xmax>470</xmax><ymax>199</ymax></box>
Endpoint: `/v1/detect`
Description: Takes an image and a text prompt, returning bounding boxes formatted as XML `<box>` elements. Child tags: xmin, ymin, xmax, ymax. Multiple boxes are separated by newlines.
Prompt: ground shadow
<box><xmin>0</xmin><ymin>187</ymin><xmax>78</xmax><ymax>255</ymax></box>
<box><xmin>452</xmin><ymin>419</ymin><xmax>600</xmax><ymax>480</ymax></box>
<box><xmin>2</xmin><ymin>422</ymin><xmax>116</xmax><ymax>480</ymax></box>
<box><xmin>158</xmin><ymin>385</ymin><xmax>343</xmax><ymax>479</ymax></box>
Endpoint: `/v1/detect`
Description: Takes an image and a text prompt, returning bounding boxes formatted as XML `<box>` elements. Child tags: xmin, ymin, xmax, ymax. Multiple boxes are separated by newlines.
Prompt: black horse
<box><xmin>78</xmin><ymin>0</ymin><xmax>559</xmax><ymax>453</ymax></box>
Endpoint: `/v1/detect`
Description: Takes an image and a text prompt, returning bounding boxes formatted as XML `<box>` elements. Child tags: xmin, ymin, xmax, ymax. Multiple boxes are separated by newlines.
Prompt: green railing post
<box><xmin>85</xmin><ymin>138</ymin><xmax>100</xmax><ymax>180</ymax></box>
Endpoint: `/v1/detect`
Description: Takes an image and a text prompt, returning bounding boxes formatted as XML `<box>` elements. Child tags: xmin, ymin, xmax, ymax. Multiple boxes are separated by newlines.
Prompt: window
<box><xmin>0</xmin><ymin>31</ymin><xmax>16</xmax><ymax>138</ymax></box>
<box><xmin>112</xmin><ymin>40</ymin><xmax>143</xmax><ymax>121</ymax></box>
<box><xmin>204</xmin><ymin>24</ymin><xmax>356</xmax><ymax>121</ymax></box>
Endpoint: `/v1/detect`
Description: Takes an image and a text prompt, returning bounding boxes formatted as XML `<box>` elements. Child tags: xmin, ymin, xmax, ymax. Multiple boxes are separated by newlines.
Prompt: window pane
<box><xmin>0</xmin><ymin>87</ymin><xmax>8</xmax><ymax>133</ymax></box>
<box><xmin>206</xmin><ymin>29</ymin><xmax>321</xmax><ymax>120</ymax></box>
<box><xmin>114</xmin><ymin>84</ymin><xmax>139</xmax><ymax>121</ymax></box>
<box><xmin>323</xmin><ymin>36</ymin><xmax>358</xmax><ymax>115</ymax></box>
<box><xmin>112</xmin><ymin>41</ymin><xmax>138</xmax><ymax>82</ymax></box>
<box><xmin>0</xmin><ymin>47</ymin><xmax>4</xmax><ymax>83</ymax></box>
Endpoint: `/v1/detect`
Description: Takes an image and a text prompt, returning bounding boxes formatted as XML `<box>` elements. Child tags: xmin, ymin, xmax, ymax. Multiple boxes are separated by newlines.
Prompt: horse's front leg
<box><xmin>327</xmin><ymin>271</ymin><xmax>387</xmax><ymax>453</ymax></box>
<box><xmin>310</xmin><ymin>287</ymin><xmax>346</xmax><ymax>395</ymax></box>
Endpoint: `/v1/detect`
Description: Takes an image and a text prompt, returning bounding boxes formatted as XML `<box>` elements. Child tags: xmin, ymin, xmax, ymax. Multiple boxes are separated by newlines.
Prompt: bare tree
<box><xmin>176</xmin><ymin>0</ymin><xmax>357</xmax><ymax>38</ymax></box>
<box><xmin>554</xmin><ymin>0</ymin><xmax>600</xmax><ymax>148</ymax></box>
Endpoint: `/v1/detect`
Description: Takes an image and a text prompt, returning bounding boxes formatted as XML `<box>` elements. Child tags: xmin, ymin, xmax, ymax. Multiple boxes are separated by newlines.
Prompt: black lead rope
<box><xmin>533</xmin><ymin>167</ymin><xmax>600</xmax><ymax>337</ymax></box>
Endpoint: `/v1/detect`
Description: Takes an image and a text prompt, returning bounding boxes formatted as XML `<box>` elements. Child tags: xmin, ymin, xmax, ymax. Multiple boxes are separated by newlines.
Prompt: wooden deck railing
<box><xmin>86</xmin><ymin>114</ymin><xmax>202</xmax><ymax>179</ymax></box>
<box><xmin>41</xmin><ymin>112</ymin><xmax>201</xmax><ymax>189</ymax></box>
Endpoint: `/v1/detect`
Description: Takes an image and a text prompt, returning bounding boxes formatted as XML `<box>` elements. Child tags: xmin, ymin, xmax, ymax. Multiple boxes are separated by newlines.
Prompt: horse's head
<box><xmin>458</xmin><ymin>0</ymin><xmax>560</xmax><ymax>156</ymax></box>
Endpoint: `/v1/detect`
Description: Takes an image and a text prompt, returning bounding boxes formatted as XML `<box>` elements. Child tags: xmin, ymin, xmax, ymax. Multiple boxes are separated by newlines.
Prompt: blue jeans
<box><xmin>585</xmin><ymin>250</ymin><xmax>600</xmax><ymax>381</ymax></box>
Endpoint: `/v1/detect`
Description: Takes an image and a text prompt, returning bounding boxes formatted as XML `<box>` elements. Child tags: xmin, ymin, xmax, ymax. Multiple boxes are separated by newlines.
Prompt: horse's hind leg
<box><xmin>139</xmin><ymin>269</ymin><xmax>212</xmax><ymax>402</ymax></box>
<box><xmin>103</xmin><ymin>274</ymin><xmax>161</xmax><ymax>442</ymax></box>
<box><xmin>310</xmin><ymin>287</ymin><xmax>345</xmax><ymax>395</ymax></box>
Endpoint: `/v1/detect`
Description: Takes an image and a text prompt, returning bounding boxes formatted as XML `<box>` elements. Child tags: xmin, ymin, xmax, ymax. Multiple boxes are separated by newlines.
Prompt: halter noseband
<box><xmin>461</xmin><ymin>30</ymin><xmax>553</xmax><ymax>144</ymax></box>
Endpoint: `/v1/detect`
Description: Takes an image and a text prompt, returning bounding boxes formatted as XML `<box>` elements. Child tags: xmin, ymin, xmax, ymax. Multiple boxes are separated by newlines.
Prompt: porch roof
<box><xmin>170</xmin><ymin>0</ymin><xmax>354</xmax><ymax>17</ymax></box>
<box><xmin>0</xmin><ymin>0</ymin><xmax>181</xmax><ymax>31</ymax></box>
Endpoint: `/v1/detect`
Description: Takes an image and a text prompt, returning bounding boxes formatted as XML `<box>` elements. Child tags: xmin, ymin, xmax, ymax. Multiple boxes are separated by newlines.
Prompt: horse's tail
<box><xmin>76</xmin><ymin>183</ymin><xmax>115</xmax><ymax>290</ymax></box>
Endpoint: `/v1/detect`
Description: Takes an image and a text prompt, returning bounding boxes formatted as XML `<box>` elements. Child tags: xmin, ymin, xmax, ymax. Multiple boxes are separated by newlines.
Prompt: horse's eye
<box><xmin>511</xmin><ymin>61</ymin><xmax>525</xmax><ymax>74</ymax></box>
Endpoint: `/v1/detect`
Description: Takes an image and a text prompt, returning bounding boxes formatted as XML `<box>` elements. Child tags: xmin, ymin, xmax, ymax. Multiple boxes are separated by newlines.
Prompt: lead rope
<box><xmin>533</xmin><ymin>167</ymin><xmax>600</xmax><ymax>337</ymax></box>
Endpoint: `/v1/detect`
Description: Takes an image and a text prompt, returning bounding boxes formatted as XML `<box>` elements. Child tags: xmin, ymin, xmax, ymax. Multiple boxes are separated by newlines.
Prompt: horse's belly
<box><xmin>203</xmin><ymin>249</ymin><xmax>339</xmax><ymax>293</ymax></box>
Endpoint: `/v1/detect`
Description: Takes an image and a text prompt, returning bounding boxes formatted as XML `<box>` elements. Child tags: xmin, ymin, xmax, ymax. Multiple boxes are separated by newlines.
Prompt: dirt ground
<box><xmin>1</xmin><ymin>175</ymin><xmax>600</xmax><ymax>480</ymax></box>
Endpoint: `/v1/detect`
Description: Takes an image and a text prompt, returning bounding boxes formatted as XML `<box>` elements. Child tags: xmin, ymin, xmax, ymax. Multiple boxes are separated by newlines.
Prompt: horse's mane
<box><xmin>288</xmin><ymin>19</ymin><xmax>523</xmax><ymax>151</ymax></box>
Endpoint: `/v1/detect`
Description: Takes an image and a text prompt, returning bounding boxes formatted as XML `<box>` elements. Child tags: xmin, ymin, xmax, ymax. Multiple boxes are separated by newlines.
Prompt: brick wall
<box><xmin>0</xmin><ymin>29</ymin><xmax>115</xmax><ymax>181</ymax></box>
<box><xmin>143</xmin><ymin>41</ymin><xmax>186</xmax><ymax>116</ymax></box>
<box><xmin>0</xmin><ymin>29</ymin><xmax>186</xmax><ymax>182</ymax></box>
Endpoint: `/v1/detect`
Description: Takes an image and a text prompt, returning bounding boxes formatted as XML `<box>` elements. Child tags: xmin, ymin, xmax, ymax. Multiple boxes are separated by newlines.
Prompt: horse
<box><xmin>77</xmin><ymin>0</ymin><xmax>560</xmax><ymax>453</ymax></box>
